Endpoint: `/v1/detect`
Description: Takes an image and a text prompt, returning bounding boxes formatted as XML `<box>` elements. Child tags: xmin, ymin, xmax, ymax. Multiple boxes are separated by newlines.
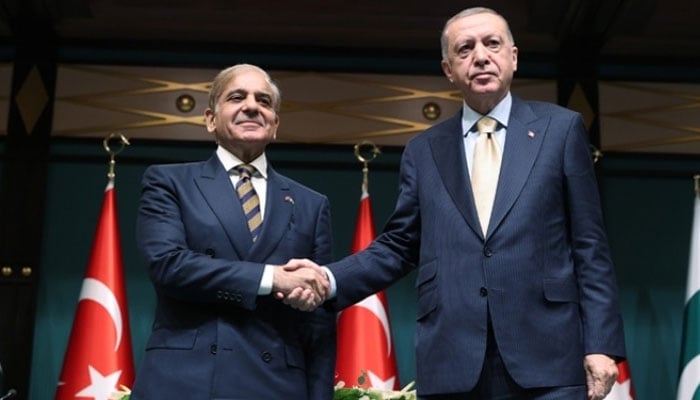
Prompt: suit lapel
<box><xmin>194</xmin><ymin>155</ymin><xmax>252</xmax><ymax>259</ymax></box>
<box><xmin>430</xmin><ymin>113</ymin><xmax>483</xmax><ymax>237</ymax></box>
<box><xmin>249</xmin><ymin>167</ymin><xmax>292</xmax><ymax>261</ymax></box>
<box><xmin>488</xmin><ymin>97</ymin><xmax>549</xmax><ymax>237</ymax></box>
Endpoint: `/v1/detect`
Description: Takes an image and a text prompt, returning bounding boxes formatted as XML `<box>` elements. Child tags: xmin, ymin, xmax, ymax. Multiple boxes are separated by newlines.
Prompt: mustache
<box><xmin>234</xmin><ymin>117</ymin><xmax>265</xmax><ymax>125</ymax></box>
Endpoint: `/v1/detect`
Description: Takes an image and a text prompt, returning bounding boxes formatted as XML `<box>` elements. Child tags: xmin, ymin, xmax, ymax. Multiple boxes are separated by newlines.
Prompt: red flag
<box><xmin>56</xmin><ymin>181</ymin><xmax>135</xmax><ymax>400</ymax></box>
<box><xmin>603</xmin><ymin>360</ymin><xmax>636</xmax><ymax>400</ymax></box>
<box><xmin>335</xmin><ymin>191</ymin><xmax>400</xmax><ymax>390</ymax></box>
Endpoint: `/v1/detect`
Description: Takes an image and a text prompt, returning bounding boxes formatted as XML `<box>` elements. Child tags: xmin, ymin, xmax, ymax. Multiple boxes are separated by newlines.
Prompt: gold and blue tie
<box><xmin>235</xmin><ymin>164</ymin><xmax>262</xmax><ymax>241</ymax></box>
<box><xmin>472</xmin><ymin>116</ymin><xmax>501</xmax><ymax>235</ymax></box>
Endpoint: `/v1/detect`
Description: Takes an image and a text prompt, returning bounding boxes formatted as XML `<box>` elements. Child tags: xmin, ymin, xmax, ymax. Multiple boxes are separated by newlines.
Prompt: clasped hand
<box><xmin>272</xmin><ymin>258</ymin><xmax>328</xmax><ymax>311</ymax></box>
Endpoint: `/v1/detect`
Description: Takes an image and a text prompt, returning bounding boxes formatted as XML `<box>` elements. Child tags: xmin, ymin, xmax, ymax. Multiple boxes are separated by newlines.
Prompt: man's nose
<box><xmin>472</xmin><ymin>44</ymin><xmax>489</xmax><ymax>64</ymax></box>
<box><xmin>241</xmin><ymin>96</ymin><xmax>259</xmax><ymax>112</ymax></box>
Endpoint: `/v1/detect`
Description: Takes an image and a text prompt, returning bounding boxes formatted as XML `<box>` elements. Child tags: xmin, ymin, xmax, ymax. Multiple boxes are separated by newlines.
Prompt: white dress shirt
<box><xmin>461</xmin><ymin>92</ymin><xmax>512</xmax><ymax>177</ymax></box>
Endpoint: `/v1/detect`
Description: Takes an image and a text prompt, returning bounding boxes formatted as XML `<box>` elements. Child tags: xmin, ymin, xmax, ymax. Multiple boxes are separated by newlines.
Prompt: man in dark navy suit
<box><xmin>285</xmin><ymin>7</ymin><xmax>626</xmax><ymax>400</ymax></box>
<box><xmin>131</xmin><ymin>64</ymin><xmax>334</xmax><ymax>400</ymax></box>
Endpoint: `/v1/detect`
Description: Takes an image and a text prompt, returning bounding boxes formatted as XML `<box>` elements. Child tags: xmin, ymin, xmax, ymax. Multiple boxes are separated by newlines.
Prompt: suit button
<box><xmin>205</xmin><ymin>248</ymin><xmax>215</xmax><ymax>257</ymax></box>
<box><xmin>210</xmin><ymin>344</ymin><xmax>217</xmax><ymax>354</ymax></box>
<box><xmin>261</xmin><ymin>351</ymin><xmax>273</xmax><ymax>363</ymax></box>
<box><xmin>479</xmin><ymin>287</ymin><xmax>488</xmax><ymax>297</ymax></box>
<box><xmin>483</xmin><ymin>247</ymin><xmax>493</xmax><ymax>257</ymax></box>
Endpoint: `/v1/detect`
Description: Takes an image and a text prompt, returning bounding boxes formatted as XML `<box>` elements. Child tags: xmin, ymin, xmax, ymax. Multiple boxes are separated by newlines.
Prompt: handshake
<box><xmin>271</xmin><ymin>258</ymin><xmax>331</xmax><ymax>311</ymax></box>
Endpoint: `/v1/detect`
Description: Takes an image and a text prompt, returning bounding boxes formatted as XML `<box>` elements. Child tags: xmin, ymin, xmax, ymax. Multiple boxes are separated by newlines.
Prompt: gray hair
<box><xmin>440</xmin><ymin>7</ymin><xmax>515</xmax><ymax>60</ymax></box>
<box><xmin>207</xmin><ymin>64</ymin><xmax>282</xmax><ymax>113</ymax></box>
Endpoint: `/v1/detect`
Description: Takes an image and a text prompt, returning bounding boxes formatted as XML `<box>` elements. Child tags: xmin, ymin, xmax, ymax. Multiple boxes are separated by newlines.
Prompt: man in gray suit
<box><xmin>284</xmin><ymin>7</ymin><xmax>625</xmax><ymax>400</ymax></box>
<box><xmin>132</xmin><ymin>64</ymin><xmax>333</xmax><ymax>399</ymax></box>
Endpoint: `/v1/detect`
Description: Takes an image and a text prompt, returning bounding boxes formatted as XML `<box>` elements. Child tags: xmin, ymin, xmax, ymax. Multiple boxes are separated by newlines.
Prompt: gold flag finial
<box><xmin>590</xmin><ymin>144</ymin><xmax>603</xmax><ymax>164</ymax></box>
<box><xmin>353</xmin><ymin>141</ymin><xmax>381</xmax><ymax>194</ymax></box>
<box><xmin>103</xmin><ymin>132</ymin><xmax>130</xmax><ymax>181</ymax></box>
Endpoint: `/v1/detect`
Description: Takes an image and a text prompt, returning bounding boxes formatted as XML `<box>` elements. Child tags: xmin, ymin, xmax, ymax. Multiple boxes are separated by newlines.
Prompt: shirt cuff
<box><xmin>321</xmin><ymin>266</ymin><xmax>337</xmax><ymax>298</ymax></box>
<box><xmin>258</xmin><ymin>264</ymin><xmax>274</xmax><ymax>295</ymax></box>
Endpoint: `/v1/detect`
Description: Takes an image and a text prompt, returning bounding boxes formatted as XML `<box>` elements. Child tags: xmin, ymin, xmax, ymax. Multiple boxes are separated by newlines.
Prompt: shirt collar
<box><xmin>216</xmin><ymin>145</ymin><xmax>268</xmax><ymax>178</ymax></box>
<box><xmin>461</xmin><ymin>92</ymin><xmax>512</xmax><ymax>136</ymax></box>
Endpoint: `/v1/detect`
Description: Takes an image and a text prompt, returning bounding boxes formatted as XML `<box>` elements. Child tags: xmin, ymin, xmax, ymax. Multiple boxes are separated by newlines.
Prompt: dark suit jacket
<box><xmin>131</xmin><ymin>154</ymin><xmax>336</xmax><ymax>400</ymax></box>
<box><xmin>329</xmin><ymin>96</ymin><xmax>626</xmax><ymax>395</ymax></box>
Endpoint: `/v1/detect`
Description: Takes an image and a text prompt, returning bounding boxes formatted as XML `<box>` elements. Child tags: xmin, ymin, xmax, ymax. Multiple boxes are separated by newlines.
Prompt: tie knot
<box><xmin>477</xmin><ymin>116</ymin><xmax>498</xmax><ymax>136</ymax></box>
<box><xmin>236</xmin><ymin>164</ymin><xmax>256</xmax><ymax>179</ymax></box>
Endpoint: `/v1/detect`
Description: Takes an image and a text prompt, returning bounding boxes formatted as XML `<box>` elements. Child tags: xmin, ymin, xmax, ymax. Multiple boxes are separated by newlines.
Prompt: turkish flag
<box><xmin>335</xmin><ymin>192</ymin><xmax>400</xmax><ymax>390</ymax></box>
<box><xmin>603</xmin><ymin>360</ymin><xmax>635</xmax><ymax>400</ymax></box>
<box><xmin>56</xmin><ymin>181</ymin><xmax>134</xmax><ymax>400</ymax></box>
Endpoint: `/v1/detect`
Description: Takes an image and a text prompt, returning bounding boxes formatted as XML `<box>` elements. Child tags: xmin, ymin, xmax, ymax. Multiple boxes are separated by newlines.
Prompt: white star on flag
<box><xmin>75</xmin><ymin>365</ymin><xmax>122</xmax><ymax>400</ymax></box>
<box><xmin>367</xmin><ymin>369</ymin><xmax>396</xmax><ymax>390</ymax></box>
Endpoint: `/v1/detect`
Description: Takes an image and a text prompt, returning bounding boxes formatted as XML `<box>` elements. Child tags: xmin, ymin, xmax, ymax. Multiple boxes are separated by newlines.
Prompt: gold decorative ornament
<box><xmin>176</xmin><ymin>94</ymin><xmax>196</xmax><ymax>113</ymax></box>
<box><xmin>103</xmin><ymin>132</ymin><xmax>130</xmax><ymax>180</ymax></box>
<box><xmin>422</xmin><ymin>102</ymin><xmax>441</xmax><ymax>120</ymax></box>
<box><xmin>353</xmin><ymin>141</ymin><xmax>381</xmax><ymax>194</ymax></box>
<box><xmin>353</xmin><ymin>140</ymin><xmax>381</xmax><ymax>165</ymax></box>
<box><xmin>21</xmin><ymin>266</ymin><xmax>32</xmax><ymax>277</ymax></box>
<box><xmin>1</xmin><ymin>266</ymin><xmax>12</xmax><ymax>277</ymax></box>
<box><xmin>590</xmin><ymin>144</ymin><xmax>603</xmax><ymax>164</ymax></box>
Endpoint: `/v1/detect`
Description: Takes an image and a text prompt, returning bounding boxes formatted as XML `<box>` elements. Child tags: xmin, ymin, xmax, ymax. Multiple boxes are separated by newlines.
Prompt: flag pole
<box><xmin>694</xmin><ymin>174</ymin><xmax>699</xmax><ymax>196</ymax></box>
<box><xmin>336</xmin><ymin>140</ymin><xmax>402</xmax><ymax>391</ymax></box>
<box><xmin>103</xmin><ymin>132</ymin><xmax>130</xmax><ymax>181</ymax></box>
<box><xmin>353</xmin><ymin>140</ymin><xmax>381</xmax><ymax>193</ymax></box>
<box><xmin>56</xmin><ymin>133</ymin><xmax>135</xmax><ymax>399</ymax></box>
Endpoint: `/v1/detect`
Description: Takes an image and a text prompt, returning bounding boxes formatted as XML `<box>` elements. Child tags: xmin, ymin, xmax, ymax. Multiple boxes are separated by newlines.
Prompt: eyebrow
<box><xmin>224</xmin><ymin>89</ymin><xmax>273</xmax><ymax>99</ymax></box>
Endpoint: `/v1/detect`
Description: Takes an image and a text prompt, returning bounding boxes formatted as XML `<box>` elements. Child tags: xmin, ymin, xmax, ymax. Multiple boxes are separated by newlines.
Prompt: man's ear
<box><xmin>272</xmin><ymin>114</ymin><xmax>280</xmax><ymax>140</ymax></box>
<box><xmin>204</xmin><ymin>108</ymin><xmax>216</xmax><ymax>133</ymax></box>
<box><xmin>441</xmin><ymin>59</ymin><xmax>454</xmax><ymax>83</ymax></box>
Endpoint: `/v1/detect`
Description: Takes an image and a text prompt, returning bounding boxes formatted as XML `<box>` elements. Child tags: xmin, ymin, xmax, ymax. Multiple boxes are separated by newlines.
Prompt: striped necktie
<box><xmin>235</xmin><ymin>164</ymin><xmax>262</xmax><ymax>241</ymax></box>
<box><xmin>471</xmin><ymin>116</ymin><xmax>501</xmax><ymax>235</ymax></box>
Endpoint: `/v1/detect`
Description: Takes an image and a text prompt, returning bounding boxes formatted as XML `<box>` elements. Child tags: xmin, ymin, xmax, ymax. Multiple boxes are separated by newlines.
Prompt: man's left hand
<box><xmin>584</xmin><ymin>354</ymin><xmax>618</xmax><ymax>400</ymax></box>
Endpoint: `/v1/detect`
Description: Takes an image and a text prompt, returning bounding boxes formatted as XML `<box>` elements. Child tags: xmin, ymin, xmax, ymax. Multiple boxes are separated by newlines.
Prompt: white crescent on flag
<box><xmin>677</xmin><ymin>354</ymin><xmax>700</xmax><ymax>400</ymax></box>
<box><xmin>354</xmin><ymin>294</ymin><xmax>392</xmax><ymax>356</ymax></box>
<box><xmin>78</xmin><ymin>277</ymin><xmax>123</xmax><ymax>351</ymax></box>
